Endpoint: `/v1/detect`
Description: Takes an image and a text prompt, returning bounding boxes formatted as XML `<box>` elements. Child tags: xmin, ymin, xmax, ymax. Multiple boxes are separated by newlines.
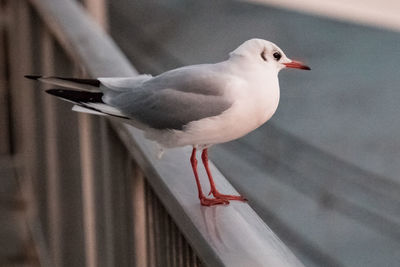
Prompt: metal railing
<box><xmin>2</xmin><ymin>0</ymin><xmax>304</xmax><ymax>266</ymax></box>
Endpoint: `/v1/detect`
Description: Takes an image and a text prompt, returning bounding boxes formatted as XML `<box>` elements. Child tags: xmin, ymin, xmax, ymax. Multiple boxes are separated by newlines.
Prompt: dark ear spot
<box><xmin>261</xmin><ymin>50</ymin><xmax>267</xmax><ymax>61</ymax></box>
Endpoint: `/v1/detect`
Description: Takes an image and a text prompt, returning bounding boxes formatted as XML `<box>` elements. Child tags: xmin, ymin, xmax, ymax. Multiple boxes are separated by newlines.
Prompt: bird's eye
<box><xmin>273</xmin><ymin>52</ymin><xmax>282</xmax><ymax>61</ymax></box>
<box><xmin>261</xmin><ymin>51</ymin><xmax>267</xmax><ymax>61</ymax></box>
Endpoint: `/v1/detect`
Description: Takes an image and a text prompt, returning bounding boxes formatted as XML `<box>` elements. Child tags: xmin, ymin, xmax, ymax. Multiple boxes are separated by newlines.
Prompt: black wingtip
<box><xmin>45</xmin><ymin>88</ymin><xmax>104</xmax><ymax>103</ymax></box>
<box><xmin>24</xmin><ymin>75</ymin><xmax>42</xmax><ymax>80</ymax></box>
<box><xmin>45</xmin><ymin>89</ymin><xmax>64</xmax><ymax>97</ymax></box>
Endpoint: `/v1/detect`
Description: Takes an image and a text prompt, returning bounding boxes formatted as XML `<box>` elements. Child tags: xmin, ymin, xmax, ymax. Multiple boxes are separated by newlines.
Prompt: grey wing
<box><xmin>105</xmin><ymin>66</ymin><xmax>233</xmax><ymax>130</ymax></box>
<box><xmin>99</xmin><ymin>75</ymin><xmax>152</xmax><ymax>91</ymax></box>
<box><xmin>99</xmin><ymin>75</ymin><xmax>153</xmax><ymax>102</ymax></box>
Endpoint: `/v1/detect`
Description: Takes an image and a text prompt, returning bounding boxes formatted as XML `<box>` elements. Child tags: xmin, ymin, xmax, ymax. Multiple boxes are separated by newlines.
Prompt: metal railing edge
<box><xmin>27</xmin><ymin>0</ymin><xmax>304</xmax><ymax>266</ymax></box>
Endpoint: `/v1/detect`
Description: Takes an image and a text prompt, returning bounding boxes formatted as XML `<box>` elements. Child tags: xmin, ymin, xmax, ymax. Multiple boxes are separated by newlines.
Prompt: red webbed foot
<box><xmin>200</xmin><ymin>196</ymin><xmax>229</xmax><ymax>206</ymax></box>
<box><xmin>212</xmin><ymin>191</ymin><xmax>248</xmax><ymax>202</ymax></box>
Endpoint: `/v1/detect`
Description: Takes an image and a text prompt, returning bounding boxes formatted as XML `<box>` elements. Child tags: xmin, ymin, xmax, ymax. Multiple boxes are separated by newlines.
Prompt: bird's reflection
<box><xmin>198</xmin><ymin>202</ymin><xmax>286</xmax><ymax>266</ymax></box>
<box><xmin>200</xmin><ymin>205</ymin><xmax>228</xmax><ymax>252</ymax></box>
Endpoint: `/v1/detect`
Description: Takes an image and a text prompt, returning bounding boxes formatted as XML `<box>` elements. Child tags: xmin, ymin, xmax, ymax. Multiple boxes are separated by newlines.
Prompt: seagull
<box><xmin>25</xmin><ymin>38</ymin><xmax>310</xmax><ymax>206</ymax></box>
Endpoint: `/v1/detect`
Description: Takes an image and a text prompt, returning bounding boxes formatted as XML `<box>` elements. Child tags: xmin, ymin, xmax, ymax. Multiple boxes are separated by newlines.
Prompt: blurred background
<box><xmin>1</xmin><ymin>0</ymin><xmax>400</xmax><ymax>266</ymax></box>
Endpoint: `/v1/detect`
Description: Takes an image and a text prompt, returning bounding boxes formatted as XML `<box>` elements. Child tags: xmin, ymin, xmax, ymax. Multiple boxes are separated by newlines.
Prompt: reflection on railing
<box><xmin>2</xmin><ymin>0</ymin><xmax>304</xmax><ymax>266</ymax></box>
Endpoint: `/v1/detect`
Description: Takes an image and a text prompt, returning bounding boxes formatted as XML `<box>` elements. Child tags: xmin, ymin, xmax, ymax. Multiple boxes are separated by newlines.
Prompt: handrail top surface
<box><xmin>28</xmin><ymin>0</ymin><xmax>304</xmax><ymax>266</ymax></box>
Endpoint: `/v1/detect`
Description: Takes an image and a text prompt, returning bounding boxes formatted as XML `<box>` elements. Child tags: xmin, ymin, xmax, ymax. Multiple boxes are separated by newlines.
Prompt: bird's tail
<box><xmin>25</xmin><ymin>75</ymin><xmax>128</xmax><ymax>119</ymax></box>
<box><xmin>45</xmin><ymin>89</ymin><xmax>129</xmax><ymax>119</ymax></box>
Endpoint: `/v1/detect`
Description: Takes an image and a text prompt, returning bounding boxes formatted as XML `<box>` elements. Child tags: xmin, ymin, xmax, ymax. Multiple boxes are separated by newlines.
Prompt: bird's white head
<box><xmin>229</xmin><ymin>38</ymin><xmax>310</xmax><ymax>73</ymax></box>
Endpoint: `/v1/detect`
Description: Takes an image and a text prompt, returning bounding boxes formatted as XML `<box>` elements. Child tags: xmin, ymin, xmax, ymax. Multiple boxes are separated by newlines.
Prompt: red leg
<box><xmin>190</xmin><ymin>148</ymin><xmax>229</xmax><ymax>206</ymax></box>
<box><xmin>201</xmin><ymin>148</ymin><xmax>247</xmax><ymax>202</ymax></box>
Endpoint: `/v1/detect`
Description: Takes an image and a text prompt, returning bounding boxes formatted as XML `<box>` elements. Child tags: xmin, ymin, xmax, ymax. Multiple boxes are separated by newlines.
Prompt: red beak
<box><xmin>284</xmin><ymin>60</ymin><xmax>311</xmax><ymax>70</ymax></box>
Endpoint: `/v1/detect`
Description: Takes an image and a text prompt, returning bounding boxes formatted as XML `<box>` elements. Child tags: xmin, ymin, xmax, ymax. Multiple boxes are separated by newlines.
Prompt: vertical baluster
<box><xmin>181</xmin><ymin>235</ymin><xmax>186</xmax><ymax>267</ymax></box>
<box><xmin>100</xmin><ymin>122</ymin><xmax>115</xmax><ymax>267</ymax></box>
<box><xmin>165</xmin><ymin>212</ymin><xmax>171</xmax><ymax>267</ymax></box>
<box><xmin>83</xmin><ymin>0</ymin><xmax>108</xmax><ymax>30</ymax></box>
<box><xmin>132</xmin><ymin>164</ymin><xmax>147</xmax><ymax>267</ymax></box>
<box><xmin>152</xmin><ymin>188</ymin><xmax>159</xmax><ymax>267</ymax></box>
<box><xmin>152</xmin><ymin>191</ymin><xmax>161</xmax><ymax>266</ymax></box>
<box><xmin>8</xmin><ymin>0</ymin><xmax>32</xmax><ymax>165</ymax></box>
<box><xmin>171</xmin><ymin>217</ymin><xmax>177</xmax><ymax>267</ymax></box>
<box><xmin>0</xmin><ymin>0</ymin><xmax>10</xmax><ymax>155</ymax></box>
<box><xmin>175</xmin><ymin>223</ymin><xmax>181</xmax><ymax>266</ymax></box>
<box><xmin>7</xmin><ymin>1</ymin><xmax>48</xmax><ymax>265</ymax></box>
<box><xmin>158</xmin><ymin>203</ymin><xmax>168</xmax><ymax>266</ymax></box>
<box><xmin>50</xmin><ymin>44</ymin><xmax>85</xmax><ymax>267</ymax></box>
<box><xmin>78</xmin><ymin>1</ymin><xmax>110</xmax><ymax>265</ymax></box>
<box><xmin>190</xmin><ymin>247</ymin><xmax>199</xmax><ymax>267</ymax></box>
<box><xmin>146</xmin><ymin>182</ymin><xmax>156</xmax><ymax>267</ymax></box>
<box><xmin>184</xmin><ymin>237</ymin><xmax>190</xmax><ymax>266</ymax></box>
<box><xmin>163</xmin><ymin>211</ymin><xmax>171</xmax><ymax>267</ymax></box>
<box><xmin>79</xmin><ymin>113</ymin><xmax>99</xmax><ymax>267</ymax></box>
<box><xmin>40</xmin><ymin>27</ymin><xmax>62</xmax><ymax>267</ymax></box>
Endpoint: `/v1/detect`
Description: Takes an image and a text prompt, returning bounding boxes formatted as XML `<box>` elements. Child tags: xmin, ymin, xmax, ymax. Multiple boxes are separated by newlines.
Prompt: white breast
<box><xmin>174</xmin><ymin>76</ymin><xmax>280</xmax><ymax>147</ymax></box>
